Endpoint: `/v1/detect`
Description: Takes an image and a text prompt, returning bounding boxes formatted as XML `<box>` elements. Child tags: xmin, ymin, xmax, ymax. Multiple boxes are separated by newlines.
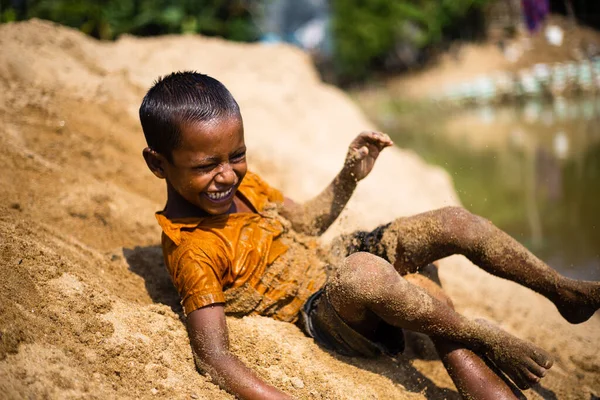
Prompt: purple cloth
<box><xmin>521</xmin><ymin>0</ymin><xmax>550</xmax><ymax>32</ymax></box>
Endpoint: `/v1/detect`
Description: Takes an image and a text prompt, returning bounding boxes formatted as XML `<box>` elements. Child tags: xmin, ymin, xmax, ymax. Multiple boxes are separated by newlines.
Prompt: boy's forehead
<box><xmin>178</xmin><ymin>117</ymin><xmax>244</xmax><ymax>150</ymax></box>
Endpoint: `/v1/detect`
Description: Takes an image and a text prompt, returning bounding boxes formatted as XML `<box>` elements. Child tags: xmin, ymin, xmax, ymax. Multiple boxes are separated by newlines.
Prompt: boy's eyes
<box><xmin>193</xmin><ymin>153</ymin><xmax>245</xmax><ymax>172</ymax></box>
<box><xmin>231</xmin><ymin>152</ymin><xmax>246</xmax><ymax>162</ymax></box>
<box><xmin>194</xmin><ymin>164</ymin><xmax>215</xmax><ymax>172</ymax></box>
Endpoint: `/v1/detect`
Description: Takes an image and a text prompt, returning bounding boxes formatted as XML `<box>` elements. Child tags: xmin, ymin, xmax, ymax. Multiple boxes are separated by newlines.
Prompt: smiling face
<box><xmin>145</xmin><ymin>116</ymin><xmax>247</xmax><ymax>217</ymax></box>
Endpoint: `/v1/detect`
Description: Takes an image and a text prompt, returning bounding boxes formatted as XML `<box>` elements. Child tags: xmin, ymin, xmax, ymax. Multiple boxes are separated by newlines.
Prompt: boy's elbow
<box><xmin>285</xmin><ymin>208</ymin><xmax>328</xmax><ymax>236</ymax></box>
<box><xmin>289</xmin><ymin>220</ymin><xmax>324</xmax><ymax>237</ymax></box>
<box><xmin>299</xmin><ymin>214</ymin><xmax>330</xmax><ymax>236</ymax></box>
<box><xmin>192</xmin><ymin>344</ymin><xmax>231</xmax><ymax>371</ymax></box>
<box><xmin>192</xmin><ymin>347</ymin><xmax>240</xmax><ymax>388</ymax></box>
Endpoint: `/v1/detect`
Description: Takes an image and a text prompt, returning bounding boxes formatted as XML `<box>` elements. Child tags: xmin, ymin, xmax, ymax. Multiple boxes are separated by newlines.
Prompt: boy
<box><xmin>140</xmin><ymin>72</ymin><xmax>600</xmax><ymax>400</ymax></box>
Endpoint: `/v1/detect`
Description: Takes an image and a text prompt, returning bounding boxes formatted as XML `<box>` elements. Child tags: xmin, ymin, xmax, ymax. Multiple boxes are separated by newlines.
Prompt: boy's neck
<box><xmin>163</xmin><ymin>184</ymin><xmax>213</xmax><ymax>219</ymax></box>
<box><xmin>163</xmin><ymin>184</ymin><xmax>254</xmax><ymax>219</ymax></box>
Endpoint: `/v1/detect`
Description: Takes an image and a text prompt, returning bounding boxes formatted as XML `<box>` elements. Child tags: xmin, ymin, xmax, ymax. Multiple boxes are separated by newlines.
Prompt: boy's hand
<box><xmin>343</xmin><ymin>131</ymin><xmax>393</xmax><ymax>182</ymax></box>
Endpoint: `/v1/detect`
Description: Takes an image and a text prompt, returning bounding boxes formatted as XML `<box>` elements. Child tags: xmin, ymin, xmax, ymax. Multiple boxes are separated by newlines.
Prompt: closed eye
<box><xmin>194</xmin><ymin>163</ymin><xmax>216</xmax><ymax>172</ymax></box>
<box><xmin>230</xmin><ymin>151</ymin><xmax>246</xmax><ymax>162</ymax></box>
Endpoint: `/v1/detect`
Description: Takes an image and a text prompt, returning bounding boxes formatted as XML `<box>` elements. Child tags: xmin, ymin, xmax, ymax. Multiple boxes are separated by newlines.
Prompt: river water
<box><xmin>380</xmin><ymin>98</ymin><xmax>600</xmax><ymax>280</ymax></box>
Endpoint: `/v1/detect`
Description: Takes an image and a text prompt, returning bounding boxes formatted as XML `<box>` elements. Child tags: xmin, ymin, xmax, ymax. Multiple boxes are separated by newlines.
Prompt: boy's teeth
<box><xmin>206</xmin><ymin>188</ymin><xmax>232</xmax><ymax>200</ymax></box>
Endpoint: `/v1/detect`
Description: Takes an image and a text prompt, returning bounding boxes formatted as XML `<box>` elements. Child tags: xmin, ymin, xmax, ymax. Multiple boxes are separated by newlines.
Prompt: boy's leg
<box><xmin>386</xmin><ymin>206</ymin><xmax>600</xmax><ymax>324</ymax></box>
<box><xmin>404</xmin><ymin>270</ymin><xmax>522</xmax><ymax>399</ymax></box>
<box><xmin>327</xmin><ymin>252</ymin><xmax>553</xmax><ymax>391</ymax></box>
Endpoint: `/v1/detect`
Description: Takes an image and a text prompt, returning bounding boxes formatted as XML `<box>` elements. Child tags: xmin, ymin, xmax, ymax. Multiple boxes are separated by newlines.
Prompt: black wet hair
<box><xmin>139</xmin><ymin>71</ymin><xmax>241</xmax><ymax>162</ymax></box>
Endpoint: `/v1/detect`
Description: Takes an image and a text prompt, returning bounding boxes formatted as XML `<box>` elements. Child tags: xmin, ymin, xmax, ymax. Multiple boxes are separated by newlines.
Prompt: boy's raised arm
<box><xmin>280</xmin><ymin>131</ymin><xmax>393</xmax><ymax>236</ymax></box>
<box><xmin>187</xmin><ymin>305</ymin><xmax>293</xmax><ymax>400</ymax></box>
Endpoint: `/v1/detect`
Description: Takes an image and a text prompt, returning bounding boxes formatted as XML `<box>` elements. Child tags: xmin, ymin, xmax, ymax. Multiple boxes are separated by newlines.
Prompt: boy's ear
<box><xmin>143</xmin><ymin>147</ymin><xmax>167</xmax><ymax>179</ymax></box>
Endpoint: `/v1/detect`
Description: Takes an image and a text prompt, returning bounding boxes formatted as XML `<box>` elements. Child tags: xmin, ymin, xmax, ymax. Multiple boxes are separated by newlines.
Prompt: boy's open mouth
<box><xmin>203</xmin><ymin>187</ymin><xmax>235</xmax><ymax>203</ymax></box>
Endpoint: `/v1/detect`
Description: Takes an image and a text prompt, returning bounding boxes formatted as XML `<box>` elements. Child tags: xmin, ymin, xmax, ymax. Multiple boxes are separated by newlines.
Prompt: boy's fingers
<box><xmin>376</xmin><ymin>138</ymin><xmax>393</xmax><ymax>149</ymax></box>
<box><xmin>370</xmin><ymin>145</ymin><xmax>382</xmax><ymax>160</ymax></box>
<box><xmin>350</xmin><ymin>131</ymin><xmax>392</xmax><ymax>157</ymax></box>
<box><xmin>375</xmin><ymin>132</ymin><xmax>393</xmax><ymax>147</ymax></box>
<box><xmin>347</xmin><ymin>146</ymin><xmax>368</xmax><ymax>163</ymax></box>
<box><xmin>359</xmin><ymin>131</ymin><xmax>393</xmax><ymax>148</ymax></box>
<box><xmin>366</xmin><ymin>138</ymin><xmax>391</xmax><ymax>152</ymax></box>
<box><xmin>381</xmin><ymin>133</ymin><xmax>393</xmax><ymax>145</ymax></box>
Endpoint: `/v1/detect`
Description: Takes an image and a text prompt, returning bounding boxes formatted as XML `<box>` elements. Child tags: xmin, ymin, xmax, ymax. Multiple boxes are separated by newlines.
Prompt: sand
<box><xmin>0</xmin><ymin>19</ymin><xmax>598</xmax><ymax>399</ymax></box>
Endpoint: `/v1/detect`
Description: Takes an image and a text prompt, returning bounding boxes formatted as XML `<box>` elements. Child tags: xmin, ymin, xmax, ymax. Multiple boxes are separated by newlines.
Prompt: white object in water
<box><xmin>545</xmin><ymin>25</ymin><xmax>564</xmax><ymax>47</ymax></box>
<box><xmin>553</xmin><ymin>132</ymin><xmax>569</xmax><ymax>159</ymax></box>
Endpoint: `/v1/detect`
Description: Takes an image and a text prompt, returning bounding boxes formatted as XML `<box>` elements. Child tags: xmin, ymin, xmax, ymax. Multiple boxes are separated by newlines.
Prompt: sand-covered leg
<box><xmin>384</xmin><ymin>206</ymin><xmax>600</xmax><ymax>324</ymax></box>
<box><xmin>551</xmin><ymin>278</ymin><xmax>600</xmax><ymax>324</ymax></box>
<box><xmin>405</xmin><ymin>271</ymin><xmax>522</xmax><ymax>399</ymax></box>
<box><xmin>475</xmin><ymin>320</ymin><xmax>553</xmax><ymax>390</ymax></box>
<box><xmin>433</xmin><ymin>341</ymin><xmax>523</xmax><ymax>400</ymax></box>
<box><xmin>327</xmin><ymin>253</ymin><xmax>553</xmax><ymax>391</ymax></box>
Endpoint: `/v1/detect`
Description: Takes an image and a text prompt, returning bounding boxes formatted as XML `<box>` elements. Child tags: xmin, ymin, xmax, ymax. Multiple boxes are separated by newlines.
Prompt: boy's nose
<box><xmin>214</xmin><ymin>163</ymin><xmax>236</xmax><ymax>186</ymax></box>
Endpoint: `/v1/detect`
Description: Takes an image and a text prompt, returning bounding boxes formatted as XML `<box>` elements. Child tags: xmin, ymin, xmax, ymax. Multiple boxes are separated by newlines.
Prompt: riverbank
<box><xmin>387</xmin><ymin>15</ymin><xmax>600</xmax><ymax>102</ymax></box>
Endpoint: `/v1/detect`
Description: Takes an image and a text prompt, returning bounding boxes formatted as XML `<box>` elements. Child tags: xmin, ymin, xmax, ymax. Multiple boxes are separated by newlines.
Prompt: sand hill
<box><xmin>0</xmin><ymin>19</ymin><xmax>598</xmax><ymax>399</ymax></box>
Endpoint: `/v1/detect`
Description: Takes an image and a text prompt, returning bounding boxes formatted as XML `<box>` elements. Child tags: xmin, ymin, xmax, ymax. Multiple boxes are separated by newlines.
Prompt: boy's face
<box><xmin>147</xmin><ymin>116</ymin><xmax>247</xmax><ymax>216</ymax></box>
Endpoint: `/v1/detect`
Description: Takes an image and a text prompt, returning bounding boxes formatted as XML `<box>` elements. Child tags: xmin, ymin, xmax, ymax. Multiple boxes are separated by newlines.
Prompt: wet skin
<box><xmin>143</xmin><ymin>116</ymin><xmax>253</xmax><ymax>218</ymax></box>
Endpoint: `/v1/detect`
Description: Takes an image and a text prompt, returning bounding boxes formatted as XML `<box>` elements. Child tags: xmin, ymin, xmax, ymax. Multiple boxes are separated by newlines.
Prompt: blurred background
<box><xmin>2</xmin><ymin>0</ymin><xmax>599</xmax><ymax>279</ymax></box>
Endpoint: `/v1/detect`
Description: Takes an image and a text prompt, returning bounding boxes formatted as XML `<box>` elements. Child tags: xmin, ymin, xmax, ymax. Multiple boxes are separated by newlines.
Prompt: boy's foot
<box><xmin>554</xmin><ymin>280</ymin><xmax>600</xmax><ymax>324</ymax></box>
<box><xmin>478</xmin><ymin>320</ymin><xmax>553</xmax><ymax>390</ymax></box>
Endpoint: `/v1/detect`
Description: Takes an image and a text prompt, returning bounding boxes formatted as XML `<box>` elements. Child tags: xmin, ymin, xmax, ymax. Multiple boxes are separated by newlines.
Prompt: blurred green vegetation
<box><xmin>331</xmin><ymin>0</ymin><xmax>491</xmax><ymax>81</ymax></box>
<box><xmin>0</xmin><ymin>0</ymin><xmax>257</xmax><ymax>40</ymax></box>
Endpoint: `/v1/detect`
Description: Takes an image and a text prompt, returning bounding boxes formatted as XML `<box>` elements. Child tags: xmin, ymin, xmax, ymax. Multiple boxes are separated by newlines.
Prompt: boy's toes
<box><xmin>512</xmin><ymin>373</ymin><xmax>533</xmax><ymax>390</ymax></box>
<box><xmin>523</xmin><ymin>370</ymin><xmax>542</xmax><ymax>388</ymax></box>
<box><xmin>527</xmin><ymin>360</ymin><xmax>548</xmax><ymax>378</ymax></box>
<box><xmin>531</xmin><ymin>350</ymin><xmax>554</xmax><ymax>369</ymax></box>
<box><xmin>513</xmin><ymin>370</ymin><xmax>540</xmax><ymax>390</ymax></box>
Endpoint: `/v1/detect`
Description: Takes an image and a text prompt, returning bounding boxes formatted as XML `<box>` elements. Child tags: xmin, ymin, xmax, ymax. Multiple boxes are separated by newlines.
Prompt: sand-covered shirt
<box><xmin>156</xmin><ymin>171</ymin><xmax>327</xmax><ymax>322</ymax></box>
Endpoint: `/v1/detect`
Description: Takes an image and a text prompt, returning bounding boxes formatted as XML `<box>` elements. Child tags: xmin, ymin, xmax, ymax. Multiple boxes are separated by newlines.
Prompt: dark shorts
<box><xmin>299</xmin><ymin>288</ymin><xmax>405</xmax><ymax>358</ymax></box>
<box><xmin>299</xmin><ymin>223</ymin><xmax>404</xmax><ymax>358</ymax></box>
<box><xmin>343</xmin><ymin>222</ymin><xmax>392</xmax><ymax>259</ymax></box>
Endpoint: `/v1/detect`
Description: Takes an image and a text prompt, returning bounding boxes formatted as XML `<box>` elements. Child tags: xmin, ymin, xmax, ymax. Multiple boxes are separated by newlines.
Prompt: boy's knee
<box><xmin>331</xmin><ymin>252</ymin><xmax>403</xmax><ymax>296</ymax></box>
<box><xmin>439</xmin><ymin>206</ymin><xmax>475</xmax><ymax>223</ymax></box>
<box><xmin>439</xmin><ymin>206</ymin><xmax>493</xmax><ymax>244</ymax></box>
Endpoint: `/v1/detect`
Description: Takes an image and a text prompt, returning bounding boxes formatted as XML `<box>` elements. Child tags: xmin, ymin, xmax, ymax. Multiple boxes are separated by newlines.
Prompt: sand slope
<box><xmin>0</xmin><ymin>19</ymin><xmax>598</xmax><ymax>399</ymax></box>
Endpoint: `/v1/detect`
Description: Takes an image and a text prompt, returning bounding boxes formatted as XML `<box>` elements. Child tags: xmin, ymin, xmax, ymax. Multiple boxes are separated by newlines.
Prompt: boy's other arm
<box><xmin>280</xmin><ymin>131</ymin><xmax>393</xmax><ymax>236</ymax></box>
<box><xmin>187</xmin><ymin>304</ymin><xmax>293</xmax><ymax>400</ymax></box>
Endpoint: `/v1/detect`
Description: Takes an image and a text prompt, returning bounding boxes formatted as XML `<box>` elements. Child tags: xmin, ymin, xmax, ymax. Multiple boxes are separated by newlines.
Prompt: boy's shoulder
<box><xmin>238</xmin><ymin>171</ymin><xmax>284</xmax><ymax>210</ymax></box>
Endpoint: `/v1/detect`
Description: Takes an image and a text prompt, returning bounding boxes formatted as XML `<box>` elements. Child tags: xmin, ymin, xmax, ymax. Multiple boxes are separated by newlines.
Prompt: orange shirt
<box><xmin>156</xmin><ymin>172</ymin><xmax>326</xmax><ymax>322</ymax></box>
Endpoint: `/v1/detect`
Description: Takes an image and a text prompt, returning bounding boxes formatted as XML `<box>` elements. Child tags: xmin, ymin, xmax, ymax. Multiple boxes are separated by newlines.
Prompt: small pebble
<box><xmin>150</xmin><ymin>388</ymin><xmax>158</xmax><ymax>395</ymax></box>
<box><xmin>290</xmin><ymin>377</ymin><xmax>304</xmax><ymax>389</ymax></box>
<box><xmin>190</xmin><ymin>394</ymin><xmax>199</xmax><ymax>399</ymax></box>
